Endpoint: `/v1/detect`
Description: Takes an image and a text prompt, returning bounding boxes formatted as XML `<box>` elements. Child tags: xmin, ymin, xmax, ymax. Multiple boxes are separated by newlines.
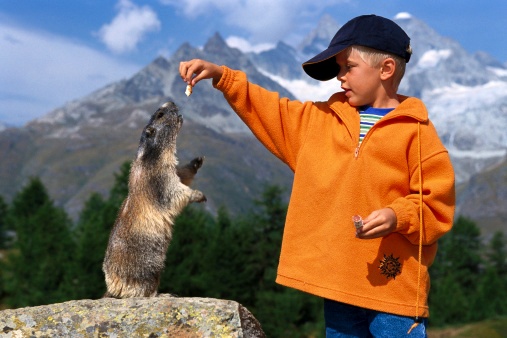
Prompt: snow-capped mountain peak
<box><xmin>298</xmin><ymin>14</ymin><xmax>339</xmax><ymax>58</ymax></box>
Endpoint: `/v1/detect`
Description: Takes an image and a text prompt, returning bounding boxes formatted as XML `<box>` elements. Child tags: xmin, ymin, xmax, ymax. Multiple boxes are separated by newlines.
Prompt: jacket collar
<box><xmin>327</xmin><ymin>92</ymin><xmax>429</xmax><ymax>123</ymax></box>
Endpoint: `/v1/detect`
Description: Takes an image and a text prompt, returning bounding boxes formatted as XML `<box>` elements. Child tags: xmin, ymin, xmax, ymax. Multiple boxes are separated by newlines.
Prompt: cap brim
<box><xmin>302</xmin><ymin>44</ymin><xmax>348</xmax><ymax>81</ymax></box>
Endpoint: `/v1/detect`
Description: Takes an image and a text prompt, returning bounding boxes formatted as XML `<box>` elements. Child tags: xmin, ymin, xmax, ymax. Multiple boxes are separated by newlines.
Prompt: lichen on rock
<box><xmin>0</xmin><ymin>295</ymin><xmax>265</xmax><ymax>337</ymax></box>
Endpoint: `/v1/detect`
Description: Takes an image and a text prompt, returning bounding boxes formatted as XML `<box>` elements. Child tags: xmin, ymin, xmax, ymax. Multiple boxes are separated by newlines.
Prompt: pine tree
<box><xmin>486</xmin><ymin>231</ymin><xmax>507</xmax><ymax>276</ymax></box>
<box><xmin>72</xmin><ymin>161</ymin><xmax>131</xmax><ymax>299</ymax></box>
<box><xmin>0</xmin><ymin>195</ymin><xmax>7</xmax><ymax>249</ymax></box>
<box><xmin>201</xmin><ymin>205</ymin><xmax>260</xmax><ymax>305</ymax></box>
<box><xmin>108</xmin><ymin>161</ymin><xmax>130</xmax><ymax>208</ymax></box>
<box><xmin>0</xmin><ymin>195</ymin><xmax>7</xmax><ymax>303</ymax></box>
<box><xmin>159</xmin><ymin>206</ymin><xmax>213</xmax><ymax>296</ymax></box>
<box><xmin>472</xmin><ymin>231</ymin><xmax>507</xmax><ymax>319</ymax></box>
<box><xmin>429</xmin><ymin>275</ymin><xmax>470</xmax><ymax>326</ymax></box>
<box><xmin>3</xmin><ymin>177</ymin><xmax>75</xmax><ymax>307</ymax></box>
<box><xmin>250</xmin><ymin>185</ymin><xmax>286</xmax><ymax>289</ymax></box>
<box><xmin>429</xmin><ymin>216</ymin><xmax>484</xmax><ymax>325</ymax></box>
<box><xmin>71</xmin><ymin>193</ymin><xmax>112</xmax><ymax>299</ymax></box>
<box><xmin>473</xmin><ymin>266</ymin><xmax>507</xmax><ymax>320</ymax></box>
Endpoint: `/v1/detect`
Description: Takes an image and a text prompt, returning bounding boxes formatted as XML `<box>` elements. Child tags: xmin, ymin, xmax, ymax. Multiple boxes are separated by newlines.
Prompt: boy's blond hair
<box><xmin>349</xmin><ymin>45</ymin><xmax>406</xmax><ymax>90</ymax></box>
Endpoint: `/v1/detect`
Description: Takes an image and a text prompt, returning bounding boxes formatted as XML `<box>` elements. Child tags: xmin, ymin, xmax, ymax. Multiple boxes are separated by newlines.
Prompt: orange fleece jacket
<box><xmin>214</xmin><ymin>66</ymin><xmax>455</xmax><ymax>318</ymax></box>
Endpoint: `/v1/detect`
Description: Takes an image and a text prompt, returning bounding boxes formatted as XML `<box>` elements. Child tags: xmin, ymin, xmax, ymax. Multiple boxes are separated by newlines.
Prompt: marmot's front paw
<box><xmin>191</xmin><ymin>190</ymin><xmax>207</xmax><ymax>203</ymax></box>
<box><xmin>190</xmin><ymin>156</ymin><xmax>205</xmax><ymax>171</ymax></box>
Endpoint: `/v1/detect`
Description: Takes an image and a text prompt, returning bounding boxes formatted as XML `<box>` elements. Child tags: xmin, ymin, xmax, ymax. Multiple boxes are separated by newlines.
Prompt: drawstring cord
<box><xmin>408</xmin><ymin>122</ymin><xmax>424</xmax><ymax>334</ymax></box>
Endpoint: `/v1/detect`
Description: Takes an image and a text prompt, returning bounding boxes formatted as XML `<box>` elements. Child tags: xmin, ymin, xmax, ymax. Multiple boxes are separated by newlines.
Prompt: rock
<box><xmin>0</xmin><ymin>295</ymin><xmax>265</xmax><ymax>337</ymax></box>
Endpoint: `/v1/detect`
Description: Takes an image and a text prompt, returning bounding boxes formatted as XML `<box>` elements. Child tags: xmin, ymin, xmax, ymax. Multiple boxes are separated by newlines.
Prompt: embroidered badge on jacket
<box><xmin>379</xmin><ymin>253</ymin><xmax>402</xmax><ymax>279</ymax></box>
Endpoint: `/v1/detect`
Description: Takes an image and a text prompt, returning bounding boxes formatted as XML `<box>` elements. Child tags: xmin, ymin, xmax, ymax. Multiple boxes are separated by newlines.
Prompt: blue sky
<box><xmin>1</xmin><ymin>0</ymin><xmax>506</xmax><ymax>126</ymax></box>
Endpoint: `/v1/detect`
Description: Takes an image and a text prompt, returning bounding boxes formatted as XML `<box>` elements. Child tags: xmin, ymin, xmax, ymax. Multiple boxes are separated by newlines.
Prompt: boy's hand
<box><xmin>179</xmin><ymin>59</ymin><xmax>224</xmax><ymax>86</ymax></box>
<box><xmin>355</xmin><ymin>208</ymin><xmax>397</xmax><ymax>239</ymax></box>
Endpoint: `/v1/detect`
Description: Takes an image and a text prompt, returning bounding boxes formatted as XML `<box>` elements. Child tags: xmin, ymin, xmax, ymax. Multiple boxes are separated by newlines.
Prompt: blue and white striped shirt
<box><xmin>358</xmin><ymin>106</ymin><xmax>394</xmax><ymax>144</ymax></box>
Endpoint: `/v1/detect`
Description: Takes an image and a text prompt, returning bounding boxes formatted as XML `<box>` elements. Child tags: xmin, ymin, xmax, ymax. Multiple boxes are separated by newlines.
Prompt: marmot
<box><xmin>102</xmin><ymin>101</ymin><xmax>206</xmax><ymax>298</ymax></box>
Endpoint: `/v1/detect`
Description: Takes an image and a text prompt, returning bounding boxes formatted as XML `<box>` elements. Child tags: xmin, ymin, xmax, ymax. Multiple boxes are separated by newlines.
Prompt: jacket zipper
<box><xmin>354</xmin><ymin>116</ymin><xmax>388</xmax><ymax>159</ymax></box>
<box><xmin>354</xmin><ymin>145</ymin><xmax>360</xmax><ymax>158</ymax></box>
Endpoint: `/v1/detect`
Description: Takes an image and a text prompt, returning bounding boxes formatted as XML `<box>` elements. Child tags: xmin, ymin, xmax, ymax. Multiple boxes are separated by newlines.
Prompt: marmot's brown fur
<box><xmin>102</xmin><ymin>101</ymin><xmax>206</xmax><ymax>298</ymax></box>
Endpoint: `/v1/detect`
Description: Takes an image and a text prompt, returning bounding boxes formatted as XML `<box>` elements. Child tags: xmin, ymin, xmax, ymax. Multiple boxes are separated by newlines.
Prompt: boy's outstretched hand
<box><xmin>179</xmin><ymin>59</ymin><xmax>224</xmax><ymax>87</ymax></box>
<box><xmin>355</xmin><ymin>208</ymin><xmax>397</xmax><ymax>239</ymax></box>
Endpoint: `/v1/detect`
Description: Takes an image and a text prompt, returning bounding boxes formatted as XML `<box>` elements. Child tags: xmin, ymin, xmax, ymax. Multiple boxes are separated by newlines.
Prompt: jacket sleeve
<box><xmin>388</xmin><ymin>124</ymin><xmax>456</xmax><ymax>246</ymax></box>
<box><xmin>214</xmin><ymin>66</ymin><xmax>314</xmax><ymax>170</ymax></box>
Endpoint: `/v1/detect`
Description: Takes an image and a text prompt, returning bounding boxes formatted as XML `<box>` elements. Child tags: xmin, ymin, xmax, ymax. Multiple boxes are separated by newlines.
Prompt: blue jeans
<box><xmin>324</xmin><ymin>299</ymin><xmax>428</xmax><ymax>337</ymax></box>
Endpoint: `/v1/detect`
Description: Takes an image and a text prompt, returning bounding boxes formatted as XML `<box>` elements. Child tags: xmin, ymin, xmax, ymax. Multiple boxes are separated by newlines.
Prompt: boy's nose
<box><xmin>336</xmin><ymin>67</ymin><xmax>346</xmax><ymax>81</ymax></box>
<box><xmin>337</xmin><ymin>71</ymin><xmax>346</xmax><ymax>82</ymax></box>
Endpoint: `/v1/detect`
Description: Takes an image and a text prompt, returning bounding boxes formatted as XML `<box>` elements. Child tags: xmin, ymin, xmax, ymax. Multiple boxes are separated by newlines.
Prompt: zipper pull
<box><xmin>354</xmin><ymin>146</ymin><xmax>360</xmax><ymax>158</ymax></box>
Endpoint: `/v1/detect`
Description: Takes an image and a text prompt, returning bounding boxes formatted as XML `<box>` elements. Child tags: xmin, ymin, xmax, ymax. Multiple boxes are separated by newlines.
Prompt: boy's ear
<box><xmin>380</xmin><ymin>58</ymin><xmax>396</xmax><ymax>80</ymax></box>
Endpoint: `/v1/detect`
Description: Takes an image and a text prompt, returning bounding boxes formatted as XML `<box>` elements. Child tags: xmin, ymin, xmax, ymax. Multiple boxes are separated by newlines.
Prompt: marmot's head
<box><xmin>136</xmin><ymin>101</ymin><xmax>183</xmax><ymax>164</ymax></box>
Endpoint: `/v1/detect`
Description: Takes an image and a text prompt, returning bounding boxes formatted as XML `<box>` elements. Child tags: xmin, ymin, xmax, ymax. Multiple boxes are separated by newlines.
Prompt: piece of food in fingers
<box><xmin>352</xmin><ymin>215</ymin><xmax>363</xmax><ymax>229</ymax></box>
<box><xmin>185</xmin><ymin>84</ymin><xmax>192</xmax><ymax>96</ymax></box>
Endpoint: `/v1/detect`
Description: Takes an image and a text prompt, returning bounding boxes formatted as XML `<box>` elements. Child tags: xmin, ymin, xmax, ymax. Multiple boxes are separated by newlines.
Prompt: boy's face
<box><xmin>335</xmin><ymin>49</ymin><xmax>384</xmax><ymax>108</ymax></box>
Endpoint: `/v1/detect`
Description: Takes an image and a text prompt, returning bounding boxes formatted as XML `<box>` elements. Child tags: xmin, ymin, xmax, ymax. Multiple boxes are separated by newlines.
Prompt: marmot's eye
<box><xmin>145</xmin><ymin>127</ymin><xmax>155</xmax><ymax>137</ymax></box>
<box><xmin>156</xmin><ymin>111</ymin><xmax>164</xmax><ymax>119</ymax></box>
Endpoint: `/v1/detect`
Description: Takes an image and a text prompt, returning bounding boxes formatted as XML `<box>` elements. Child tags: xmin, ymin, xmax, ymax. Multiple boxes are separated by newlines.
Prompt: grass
<box><xmin>428</xmin><ymin>316</ymin><xmax>507</xmax><ymax>338</ymax></box>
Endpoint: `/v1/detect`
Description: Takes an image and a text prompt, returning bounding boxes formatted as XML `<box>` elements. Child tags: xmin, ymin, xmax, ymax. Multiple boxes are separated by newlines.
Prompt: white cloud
<box><xmin>258</xmin><ymin>69</ymin><xmax>340</xmax><ymax>103</ymax></box>
<box><xmin>0</xmin><ymin>23</ymin><xmax>140</xmax><ymax>126</ymax></box>
<box><xmin>225</xmin><ymin>36</ymin><xmax>274</xmax><ymax>53</ymax></box>
<box><xmin>161</xmin><ymin>0</ymin><xmax>345</xmax><ymax>44</ymax></box>
<box><xmin>394</xmin><ymin>12</ymin><xmax>412</xmax><ymax>20</ymax></box>
<box><xmin>417</xmin><ymin>49</ymin><xmax>452</xmax><ymax>69</ymax></box>
<box><xmin>98</xmin><ymin>0</ymin><xmax>161</xmax><ymax>53</ymax></box>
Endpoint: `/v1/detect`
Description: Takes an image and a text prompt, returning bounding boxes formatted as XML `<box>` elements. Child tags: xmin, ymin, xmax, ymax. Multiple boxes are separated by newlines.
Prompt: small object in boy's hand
<box><xmin>352</xmin><ymin>215</ymin><xmax>363</xmax><ymax>229</ymax></box>
<box><xmin>185</xmin><ymin>84</ymin><xmax>192</xmax><ymax>96</ymax></box>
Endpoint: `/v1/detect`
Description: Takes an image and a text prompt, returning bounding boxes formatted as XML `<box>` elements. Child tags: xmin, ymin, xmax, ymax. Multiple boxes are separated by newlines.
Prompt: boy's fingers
<box><xmin>179</xmin><ymin>61</ymin><xmax>189</xmax><ymax>82</ymax></box>
<box><xmin>357</xmin><ymin>228</ymin><xmax>387</xmax><ymax>239</ymax></box>
<box><xmin>179</xmin><ymin>60</ymin><xmax>198</xmax><ymax>83</ymax></box>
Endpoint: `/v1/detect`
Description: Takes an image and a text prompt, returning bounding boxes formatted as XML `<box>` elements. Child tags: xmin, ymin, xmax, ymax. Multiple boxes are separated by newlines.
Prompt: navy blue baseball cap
<box><xmin>302</xmin><ymin>14</ymin><xmax>412</xmax><ymax>81</ymax></box>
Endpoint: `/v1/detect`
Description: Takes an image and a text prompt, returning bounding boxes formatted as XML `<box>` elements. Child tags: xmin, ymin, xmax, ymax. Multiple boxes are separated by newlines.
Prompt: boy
<box><xmin>180</xmin><ymin>14</ymin><xmax>455</xmax><ymax>337</ymax></box>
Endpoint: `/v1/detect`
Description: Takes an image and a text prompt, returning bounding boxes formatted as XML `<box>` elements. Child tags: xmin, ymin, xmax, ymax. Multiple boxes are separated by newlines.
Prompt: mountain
<box><xmin>0</xmin><ymin>14</ymin><xmax>506</xmax><ymax>235</ymax></box>
<box><xmin>248</xmin><ymin>42</ymin><xmax>302</xmax><ymax>80</ymax></box>
<box><xmin>456</xmin><ymin>157</ymin><xmax>507</xmax><ymax>238</ymax></box>
<box><xmin>0</xmin><ymin>33</ymin><xmax>294</xmax><ymax>219</ymax></box>
<box><xmin>0</xmin><ymin>122</ymin><xmax>9</xmax><ymax>133</ymax></box>
<box><xmin>298</xmin><ymin>13</ymin><xmax>340</xmax><ymax>60</ymax></box>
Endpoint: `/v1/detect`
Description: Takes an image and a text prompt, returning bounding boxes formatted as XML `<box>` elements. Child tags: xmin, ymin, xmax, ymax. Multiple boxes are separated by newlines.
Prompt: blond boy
<box><xmin>180</xmin><ymin>14</ymin><xmax>455</xmax><ymax>337</ymax></box>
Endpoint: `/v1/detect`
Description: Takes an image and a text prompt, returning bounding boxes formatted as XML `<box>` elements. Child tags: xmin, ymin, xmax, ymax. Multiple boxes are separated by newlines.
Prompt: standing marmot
<box><xmin>102</xmin><ymin>101</ymin><xmax>206</xmax><ymax>298</ymax></box>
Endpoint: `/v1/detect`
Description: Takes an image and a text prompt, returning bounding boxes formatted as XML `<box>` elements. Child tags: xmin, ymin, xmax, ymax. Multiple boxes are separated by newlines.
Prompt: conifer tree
<box><xmin>72</xmin><ymin>193</ymin><xmax>111</xmax><ymax>299</ymax></box>
<box><xmin>159</xmin><ymin>206</ymin><xmax>213</xmax><ymax>296</ymax></box>
<box><xmin>486</xmin><ymin>231</ymin><xmax>507</xmax><ymax>276</ymax></box>
<box><xmin>0</xmin><ymin>195</ymin><xmax>6</xmax><ymax>302</ymax></box>
<box><xmin>471</xmin><ymin>231</ymin><xmax>507</xmax><ymax>319</ymax></box>
<box><xmin>429</xmin><ymin>216</ymin><xmax>484</xmax><ymax>325</ymax></box>
<box><xmin>202</xmin><ymin>205</ymin><xmax>259</xmax><ymax>305</ymax></box>
<box><xmin>108</xmin><ymin>161</ymin><xmax>130</xmax><ymax>208</ymax></box>
<box><xmin>0</xmin><ymin>195</ymin><xmax>7</xmax><ymax>249</ymax></box>
<box><xmin>3</xmin><ymin>177</ymin><xmax>75</xmax><ymax>307</ymax></box>
<box><xmin>473</xmin><ymin>266</ymin><xmax>507</xmax><ymax>320</ymax></box>
<box><xmin>72</xmin><ymin>161</ymin><xmax>131</xmax><ymax>299</ymax></box>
